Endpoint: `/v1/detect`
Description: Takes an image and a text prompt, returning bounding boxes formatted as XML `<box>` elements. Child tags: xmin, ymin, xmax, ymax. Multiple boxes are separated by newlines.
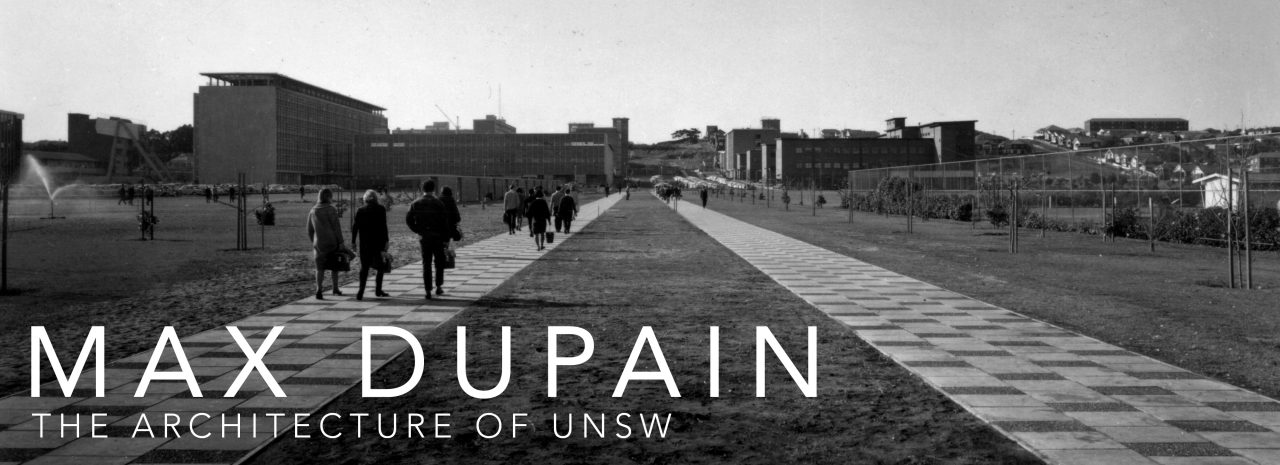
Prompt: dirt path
<box><xmin>247</xmin><ymin>195</ymin><xmax>1040</xmax><ymax>464</ymax></box>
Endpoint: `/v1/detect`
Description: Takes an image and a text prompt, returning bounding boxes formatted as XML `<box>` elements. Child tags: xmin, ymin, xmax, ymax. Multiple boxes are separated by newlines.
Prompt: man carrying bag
<box><xmin>406</xmin><ymin>179</ymin><xmax>451</xmax><ymax>299</ymax></box>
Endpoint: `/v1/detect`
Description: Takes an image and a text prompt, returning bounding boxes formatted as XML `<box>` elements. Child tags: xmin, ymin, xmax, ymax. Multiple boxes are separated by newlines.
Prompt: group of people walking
<box><xmin>307</xmin><ymin>180</ymin><xmax>462</xmax><ymax>301</ymax></box>
<box><xmin>307</xmin><ymin>181</ymin><xmax>625</xmax><ymax>301</ymax></box>
<box><xmin>502</xmin><ymin>184</ymin><xmax>578</xmax><ymax>251</ymax></box>
<box><xmin>117</xmin><ymin>184</ymin><xmax>155</xmax><ymax>206</ymax></box>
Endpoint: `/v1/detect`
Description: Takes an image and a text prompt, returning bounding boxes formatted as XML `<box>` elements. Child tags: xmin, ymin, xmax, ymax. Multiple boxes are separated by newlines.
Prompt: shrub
<box><xmin>986</xmin><ymin>204</ymin><xmax>1009</xmax><ymax>227</ymax></box>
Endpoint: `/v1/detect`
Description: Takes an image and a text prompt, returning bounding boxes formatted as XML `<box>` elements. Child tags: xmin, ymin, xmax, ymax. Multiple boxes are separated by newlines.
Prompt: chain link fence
<box><xmin>845</xmin><ymin>134</ymin><xmax>1280</xmax><ymax>249</ymax></box>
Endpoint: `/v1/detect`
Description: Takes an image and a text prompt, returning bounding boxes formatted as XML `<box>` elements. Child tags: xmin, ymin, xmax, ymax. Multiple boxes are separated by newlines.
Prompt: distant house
<box><xmin>1177</xmin><ymin>131</ymin><xmax>1214</xmax><ymax>141</ymax></box>
<box><xmin>1193</xmin><ymin>173</ymin><xmax>1241</xmax><ymax>209</ymax></box>
<box><xmin>1071</xmin><ymin>135</ymin><xmax>1102</xmax><ymax>151</ymax></box>
<box><xmin>999</xmin><ymin>140</ymin><xmax>1032</xmax><ymax>155</ymax></box>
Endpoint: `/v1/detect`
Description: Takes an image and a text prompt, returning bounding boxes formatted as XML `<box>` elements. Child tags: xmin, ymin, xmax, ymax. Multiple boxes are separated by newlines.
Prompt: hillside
<box><xmin>627</xmin><ymin>141</ymin><xmax>720</xmax><ymax>178</ymax></box>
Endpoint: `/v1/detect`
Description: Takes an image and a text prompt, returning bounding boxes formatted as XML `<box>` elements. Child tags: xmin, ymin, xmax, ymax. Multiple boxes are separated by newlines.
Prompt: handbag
<box><xmin>441</xmin><ymin>244</ymin><xmax>456</xmax><ymax>269</ymax></box>
<box><xmin>545</xmin><ymin>231</ymin><xmax>554</xmax><ymax>244</ymax></box>
<box><xmin>451</xmin><ymin>225</ymin><xmax>463</xmax><ymax>242</ymax></box>
<box><xmin>377</xmin><ymin>251</ymin><xmax>394</xmax><ymax>273</ymax></box>
<box><xmin>325</xmin><ymin>249</ymin><xmax>351</xmax><ymax>272</ymax></box>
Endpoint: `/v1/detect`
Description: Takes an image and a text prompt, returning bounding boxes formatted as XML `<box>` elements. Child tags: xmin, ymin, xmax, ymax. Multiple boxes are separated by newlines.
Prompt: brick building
<box><xmin>883</xmin><ymin>117</ymin><xmax>977</xmax><ymax>163</ymax></box>
<box><xmin>772</xmin><ymin>137</ymin><xmax>938</xmax><ymax>188</ymax></box>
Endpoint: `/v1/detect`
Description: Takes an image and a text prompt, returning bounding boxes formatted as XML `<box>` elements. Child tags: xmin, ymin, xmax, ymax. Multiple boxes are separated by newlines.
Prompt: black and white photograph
<box><xmin>2</xmin><ymin>1</ymin><xmax>1280</xmax><ymax>464</ymax></box>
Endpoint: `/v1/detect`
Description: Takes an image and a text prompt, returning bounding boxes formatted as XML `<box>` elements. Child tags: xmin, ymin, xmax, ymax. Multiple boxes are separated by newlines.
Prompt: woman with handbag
<box><xmin>527</xmin><ymin>189</ymin><xmax>552</xmax><ymax>250</ymax></box>
<box><xmin>306</xmin><ymin>188</ymin><xmax>347</xmax><ymax>300</ymax></box>
<box><xmin>352</xmin><ymin>189</ymin><xmax>390</xmax><ymax>300</ymax></box>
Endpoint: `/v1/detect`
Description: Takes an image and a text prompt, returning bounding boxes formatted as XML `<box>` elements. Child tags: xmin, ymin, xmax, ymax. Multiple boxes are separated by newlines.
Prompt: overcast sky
<box><xmin>3</xmin><ymin>0</ymin><xmax>1278</xmax><ymax>142</ymax></box>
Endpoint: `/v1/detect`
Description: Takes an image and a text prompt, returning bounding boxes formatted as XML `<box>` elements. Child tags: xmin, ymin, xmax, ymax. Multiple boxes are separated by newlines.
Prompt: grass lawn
<box><xmin>700</xmin><ymin>191</ymin><xmax>1280</xmax><ymax>402</ymax></box>
<box><xmin>246</xmin><ymin>196</ymin><xmax>1039</xmax><ymax>464</ymax></box>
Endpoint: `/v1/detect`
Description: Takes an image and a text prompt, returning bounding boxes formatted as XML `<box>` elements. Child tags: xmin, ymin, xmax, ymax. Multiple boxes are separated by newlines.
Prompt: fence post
<box><xmin>1227</xmin><ymin>164</ymin><xmax>1235</xmax><ymax>289</ymax></box>
<box><xmin>1100</xmin><ymin>183</ymin><xmax>1107</xmax><ymax>242</ymax></box>
<box><xmin>1244</xmin><ymin>168</ymin><xmax>1252</xmax><ymax>289</ymax></box>
<box><xmin>1148</xmin><ymin>197</ymin><xmax>1155</xmax><ymax>253</ymax></box>
<box><xmin>907</xmin><ymin>169</ymin><xmax>914</xmax><ymax>234</ymax></box>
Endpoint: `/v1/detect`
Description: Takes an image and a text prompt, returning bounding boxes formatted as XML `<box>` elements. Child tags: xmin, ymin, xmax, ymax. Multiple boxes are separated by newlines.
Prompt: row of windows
<box><xmin>798</xmin><ymin>162</ymin><xmax>860</xmax><ymax>169</ymax></box>
<box><xmin>791</xmin><ymin>145</ymin><xmax>929</xmax><ymax>155</ymax></box>
<box><xmin>351</xmin><ymin>146</ymin><xmax>607</xmax><ymax>178</ymax></box>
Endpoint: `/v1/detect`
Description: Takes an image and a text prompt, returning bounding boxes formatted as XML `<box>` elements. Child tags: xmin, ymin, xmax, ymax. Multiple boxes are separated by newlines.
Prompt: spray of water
<box><xmin>24</xmin><ymin>154</ymin><xmax>79</xmax><ymax>200</ymax></box>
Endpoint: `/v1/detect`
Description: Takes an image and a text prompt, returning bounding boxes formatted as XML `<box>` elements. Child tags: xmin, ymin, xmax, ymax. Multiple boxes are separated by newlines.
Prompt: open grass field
<box><xmin>701</xmin><ymin>192</ymin><xmax>1280</xmax><ymax>403</ymax></box>
<box><xmin>245</xmin><ymin>195</ymin><xmax>1039</xmax><ymax>465</ymax></box>
<box><xmin>0</xmin><ymin>191</ymin><xmax>600</xmax><ymax>396</ymax></box>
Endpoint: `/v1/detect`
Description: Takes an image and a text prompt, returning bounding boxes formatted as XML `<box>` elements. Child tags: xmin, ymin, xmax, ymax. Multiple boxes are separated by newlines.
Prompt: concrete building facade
<box><xmin>194</xmin><ymin>73</ymin><xmax>388</xmax><ymax>184</ymax></box>
<box><xmin>724</xmin><ymin>119</ymin><xmax>784</xmax><ymax>179</ymax></box>
<box><xmin>351</xmin><ymin>132</ymin><xmax>616</xmax><ymax>188</ymax></box>
<box><xmin>568</xmin><ymin>118</ymin><xmax>629</xmax><ymax>181</ymax></box>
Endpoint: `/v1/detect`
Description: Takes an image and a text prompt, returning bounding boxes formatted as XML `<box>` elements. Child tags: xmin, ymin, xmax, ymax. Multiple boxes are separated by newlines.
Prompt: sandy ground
<box><xmin>246</xmin><ymin>196</ymin><xmax>1040</xmax><ymax>465</ymax></box>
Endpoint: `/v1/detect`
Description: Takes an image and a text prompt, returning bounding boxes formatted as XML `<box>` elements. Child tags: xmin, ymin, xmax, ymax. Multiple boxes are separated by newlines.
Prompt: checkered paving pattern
<box><xmin>673</xmin><ymin>198</ymin><xmax>1280</xmax><ymax>465</ymax></box>
<box><xmin>0</xmin><ymin>194</ymin><xmax>622</xmax><ymax>465</ymax></box>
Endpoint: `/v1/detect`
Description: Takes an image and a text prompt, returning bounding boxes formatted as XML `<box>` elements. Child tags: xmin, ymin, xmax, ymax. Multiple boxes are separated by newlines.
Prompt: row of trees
<box><xmin>669</xmin><ymin>127</ymin><xmax>728</xmax><ymax>144</ymax></box>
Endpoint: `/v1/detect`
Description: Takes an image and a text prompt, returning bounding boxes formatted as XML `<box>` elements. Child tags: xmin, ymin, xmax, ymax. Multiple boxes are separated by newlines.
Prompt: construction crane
<box><xmin>433</xmin><ymin>104</ymin><xmax>461</xmax><ymax>134</ymax></box>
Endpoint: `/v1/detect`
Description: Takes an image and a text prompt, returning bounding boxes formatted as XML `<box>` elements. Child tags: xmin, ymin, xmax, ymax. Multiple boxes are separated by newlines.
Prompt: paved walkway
<box><xmin>0</xmin><ymin>194</ymin><xmax>622</xmax><ymax>465</ymax></box>
<box><xmin>671</xmin><ymin>197</ymin><xmax>1280</xmax><ymax>465</ymax></box>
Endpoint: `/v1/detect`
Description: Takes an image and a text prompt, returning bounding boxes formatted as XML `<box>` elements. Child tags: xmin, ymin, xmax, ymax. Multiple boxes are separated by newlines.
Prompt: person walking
<box><xmin>441</xmin><ymin>186</ymin><xmax>462</xmax><ymax>244</ymax></box>
<box><xmin>351</xmin><ymin>190</ymin><xmax>389</xmax><ymax>300</ymax></box>
<box><xmin>700</xmin><ymin>187</ymin><xmax>708</xmax><ymax>208</ymax></box>
<box><xmin>527</xmin><ymin>189</ymin><xmax>552</xmax><ymax>250</ymax></box>
<box><xmin>126</xmin><ymin>184</ymin><xmax>136</xmax><ymax>205</ymax></box>
<box><xmin>523</xmin><ymin>186</ymin><xmax>543</xmax><ymax>237</ymax></box>
<box><xmin>117</xmin><ymin>186</ymin><xmax>127</xmax><ymax>205</ymax></box>
<box><xmin>558</xmin><ymin>188</ymin><xmax>579</xmax><ymax>234</ymax></box>
<box><xmin>550</xmin><ymin>185</ymin><xmax>566</xmax><ymax>232</ymax></box>
<box><xmin>406</xmin><ymin>179</ymin><xmax>451</xmax><ymax>299</ymax></box>
<box><xmin>515</xmin><ymin>187</ymin><xmax>527</xmax><ymax>231</ymax></box>
<box><xmin>307</xmin><ymin>188</ymin><xmax>347</xmax><ymax>300</ymax></box>
<box><xmin>300</xmin><ymin>185</ymin><xmax>306</xmax><ymax>202</ymax></box>
<box><xmin>145</xmin><ymin>185</ymin><xmax>155</xmax><ymax>206</ymax></box>
<box><xmin>625</xmin><ymin>184</ymin><xmax>631</xmax><ymax>201</ymax></box>
<box><xmin>204</xmin><ymin>186</ymin><xmax>212</xmax><ymax>203</ymax></box>
<box><xmin>503</xmin><ymin>185</ymin><xmax>520</xmax><ymax>234</ymax></box>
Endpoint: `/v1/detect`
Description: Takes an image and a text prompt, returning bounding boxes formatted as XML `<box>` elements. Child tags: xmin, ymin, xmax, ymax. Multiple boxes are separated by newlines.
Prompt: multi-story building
<box><xmin>473</xmin><ymin>115</ymin><xmax>516</xmax><ymax>134</ymax></box>
<box><xmin>351</xmin><ymin>132</ymin><xmax>617</xmax><ymax>189</ymax></box>
<box><xmin>568</xmin><ymin>118</ymin><xmax>629</xmax><ymax>180</ymax></box>
<box><xmin>1085</xmin><ymin>118</ymin><xmax>1189</xmax><ymax>136</ymax></box>
<box><xmin>67</xmin><ymin>113</ymin><xmax>148</xmax><ymax>168</ymax></box>
<box><xmin>772</xmin><ymin>137</ymin><xmax>937</xmax><ymax>189</ymax></box>
<box><xmin>724</xmin><ymin>118</ymin><xmax>784</xmax><ymax>179</ymax></box>
<box><xmin>883</xmin><ymin>117</ymin><xmax>977</xmax><ymax>163</ymax></box>
<box><xmin>393</xmin><ymin>122</ymin><xmax>454</xmax><ymax>134</ymax></box>
<box><xmin>0</xmin><ymin>109</ymin><xmax>22</xmax><ymax>185</ymax></box>
<box><xmin>194</xmin><ymin>72</ymin><xmax>388</xmax><ymax>184</ymax></box>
